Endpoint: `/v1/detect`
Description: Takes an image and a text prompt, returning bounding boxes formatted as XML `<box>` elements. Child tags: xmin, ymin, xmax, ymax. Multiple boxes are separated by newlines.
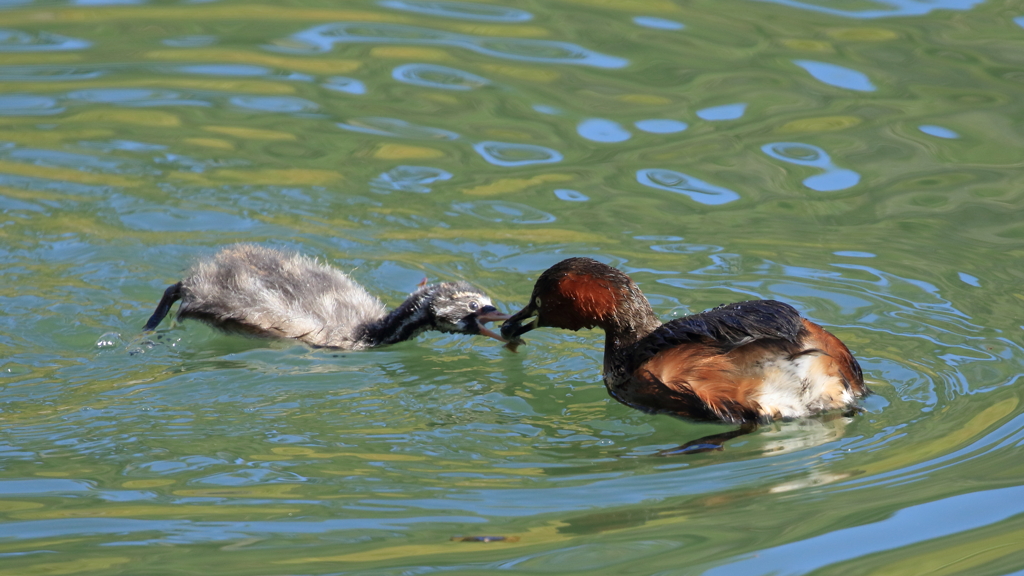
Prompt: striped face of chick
<box><xmin>428</xmin><ymin>285</ymin><xmax>509</xmax><ymax>342</ymax></box>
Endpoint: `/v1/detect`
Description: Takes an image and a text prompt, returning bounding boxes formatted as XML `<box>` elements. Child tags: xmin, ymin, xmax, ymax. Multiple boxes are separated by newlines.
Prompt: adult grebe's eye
<box><xmin>469</xmin><ymin>301</ymin><xmax>479</xmax><ymax>311</ymax></box>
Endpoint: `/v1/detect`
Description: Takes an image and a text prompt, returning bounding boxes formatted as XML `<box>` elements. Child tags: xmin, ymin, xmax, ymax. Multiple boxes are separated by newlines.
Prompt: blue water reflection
<box><xmin>919</xmin><ymin>124</ymin><xmax>959</xmax><ymax>139</ymax></box>
<box><xmin>577</xmin><ymin>118</ymin><xmax>631</xmax><ymax>143</ymax></box>
<box><xmin>634</xmin><ymin>119</ymin><xmax>687</xmax><ymax>133</ymax></box>
<box><xmin>0</xmin><ymin>29</ymin><xmax>90</xmax><ymax>51</ymax></box>
<box><xmin>370</xmin><ymin>165</ymin><xmax>452</xmax><ymax>193</ymax></box>
<box><xmin>0</xmin><ymin>66</ymin><xmax>104</xmax><ymax>81</ymax></box>
<box><xmin>452</xmin><ymin>200</ymin><xmax>555</xmax><ymax>224</ymax></box>
<box><xmin>323</xmin><ymin>76</ymin><xmax>366</xmax><ymax>94</ymax></box>
<box><xmin>762</xmin><ymin>142</ymin><xmax>860</xmax><ymax>192</ymax></box>
<box><xmin>704</xmin><ymin>485</ymin><xmax>1024</xmax><ymax>575</ymax></box>
<box><xmin>696</xmin><ymin>102</ymin><xmax>747</xmax><ymax>121</ymax></box>
<box><xmin>632</xmin><ymin>16</ymin><xmax>685</xmax><ymax>30</ymax></box>
<box><xmin>229</xmin><ymin>95</ymin><xmax>319</xmax><ymax>113</ymax></box>
<box><xmin>0</xmin><ymin>94</ymin><xmax>64</xmax><ymax>115</ymax></box>
<box><xmin>755</xmin><ymin>0</ymin><xmax>984</xmax><ymax>18</ymax></box>
<box><xmin>554</xmin><ymin>188</ymin><xmax>588</xmax><ymax>202</ymax></box>
<box><xmin>636</xmin><ymin>168</ymin><xmax>740</xmax><ymax>205</ymax></box>
<box><xmin>794</xmin><ymin>60</ymin><xmax>876</xmax><ymax>91</ymax></box>
<box><xmin>279</xmin><ymin>23</ymin><xmax>628</xmax><ymax>68</ymax></box>
<box><xmin>378</xmin><ymin>0</ymin><xmax>533</xmax><ymax>22</ymax></box>
<box><xmin>392</xmin><ymin>63</ymin><xmax>490</xmax><ymax>90</ymax></box>
<box><xmin>161</xmin><ymin>35</ymin><xmax>217</xmax><ymax>47</ymax></box>
<box><xmin>67</xmin><ymin>88</ymin><xmax>209</xmax><ymax>107</ymax></box>
<box><xmin>338</xmin><ymin>117</ymin><xmax>459</xmax><ymax>140</ymax></box>
<box><xmin>473</xmin><ymin>141</ymin><xmax>562</xmax><ymax>166</ymax></box>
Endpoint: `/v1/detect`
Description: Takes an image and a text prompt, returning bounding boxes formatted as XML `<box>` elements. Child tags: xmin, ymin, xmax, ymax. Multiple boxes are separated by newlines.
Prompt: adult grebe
<box><xmin>144</xmin><ymin>244</ymin><xmax>508</xmax><ymax>349</ymax></box>
<box><xmin>501</xmin><ymin>257</ymin><xmax>868</xmax><ymax>451</ymax></box>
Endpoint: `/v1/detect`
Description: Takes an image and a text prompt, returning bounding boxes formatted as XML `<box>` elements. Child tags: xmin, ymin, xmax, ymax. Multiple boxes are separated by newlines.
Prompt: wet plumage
<box><xmin>501</xmin><ymin>258</ymin><xmax>868</xmax><ymax>447</ymax></box>
<box><xmin>144</xmin><ymin>244</ymin><xmax>507</xmax><ymax>349</ymax></box>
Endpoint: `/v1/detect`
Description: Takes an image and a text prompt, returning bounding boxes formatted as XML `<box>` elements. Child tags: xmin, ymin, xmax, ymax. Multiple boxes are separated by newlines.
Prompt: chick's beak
<box><xmin>500</xmin><ymin>304</ymin><xmax>539</xmax><ymax>341</ymax></box>
<box><xmin>473</xmin><ymin>305</ymin><xmax>511</xmax><ymax>343</ymax></box>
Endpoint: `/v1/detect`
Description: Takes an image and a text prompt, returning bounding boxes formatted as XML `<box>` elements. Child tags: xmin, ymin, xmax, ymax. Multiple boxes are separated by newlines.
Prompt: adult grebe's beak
<box><xmin>474</xmin><ymin>305</ymin><xmax>511</xmax><ymax>343</ymax></box>
<box><xmin>498</xmin><ymin>302</ymin><xmax>539</xmax><ymax>352</ymax></box>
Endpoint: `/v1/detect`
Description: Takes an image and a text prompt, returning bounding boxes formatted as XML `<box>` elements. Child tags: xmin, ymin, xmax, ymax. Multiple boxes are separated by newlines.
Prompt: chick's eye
<box><xmin>469</xmin><ymin>301</ymin><xmax>479</xmax><ymax>311</ymax></box>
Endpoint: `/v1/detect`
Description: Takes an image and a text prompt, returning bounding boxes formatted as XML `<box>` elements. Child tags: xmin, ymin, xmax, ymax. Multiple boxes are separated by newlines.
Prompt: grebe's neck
<box><xmin>602</xmin><ymin>285</ymin><xmax>662</xmax><ymax>350</ymax></box>
<box><xmin>356</xmin><ymin>288</ymin><xmax>438</xmax><ymax>347</ymax></box>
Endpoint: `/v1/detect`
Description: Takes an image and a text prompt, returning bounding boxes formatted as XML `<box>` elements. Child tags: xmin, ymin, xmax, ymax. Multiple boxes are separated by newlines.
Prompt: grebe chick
<box><xmin>144</xmin><ymin>244</ymin><xmax>509</xmax><ymax>349</ymax></box>
<box><xmin>501</xmin><ymin>258</ymin><xmax>868</xmax><ymax>452</ymax></box>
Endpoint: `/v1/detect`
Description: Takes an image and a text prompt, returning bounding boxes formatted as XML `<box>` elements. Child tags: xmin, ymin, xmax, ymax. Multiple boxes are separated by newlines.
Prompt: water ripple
<box><xmin>452</xmin><ymin>200</ymin><xmax>555</xmax><ymax>224</ymax></box>
<box><xmin>473</xmin><ymin>141</ymin><xmax>562</xmax><ymax>167</ymax></box>
<box><xmin>762</xmin><ymin>141</ymin><xmax>860</xmax><ymax>192</ymax></box>
<box><xmin>229</xmin><ymin>95</ymin><xmax>320</xmax><ymax>113</ymax></box>
<box><xmin>278</xmin><ymin>22</ymin><xmax>628</xmax><ymax>68</ymax></box>
<box><xmin>370</xmin><ymin>165</ymin><xmax>452</xmax><ymax>193</ymax></box>
<box><xmin>919</xmin><ymin>124</ymin><xmax>959</xmax><ymax>139</ymax></box>
<box><xmin>337</xmin><ymin>117</ymin><xmax>460</xmax><ymax>140</ymax></box>
<box><xmin>636</xmin><ymin>168</ymin><xmax>740</xmax><ymax>205</ymax></box>
<box><xmin>577</xmin><ymin>118</ymin><xmax>631</xmax><ymax>143</ymax></box>
<box><xmin>0</xmin><ymin>29</ymin><xmax>91</xmax><ymax>51</ymax></box>
<box><xmin>322</xmin><ymin>76</ymin><xmax>366</xmax><ymax>95</ymax></box>
<box><xmin>632</xmin><ymin>16</ymin><xmax>685</xmax><ymax>30</ymax></box>
<box><xmin>392</xmin><ymin>63</ymin><xmax>490</xmax><ymax>90</ymax></box>
<box><xmin>794</xmin><ymin>60</ymin><xmax>876</xmax><ymax>92</ymax></box>
<box><xmin>696</xmin><ymin>102</ymin><xmax>747</xmax><ymax>121</ymax></box>
<box><xmin>634</xmin><ymin>119</ymin><xmax>687</xmax><ymax>133</ymax></box>
<box><xmin>755</xmin><ymin>0</ymin><xmax>984</xmax><ymax>19</ymax></box>
<box><xmin>0</xmin><ymin>94</ymin><xmax>63</xmax><ymax>116</ymax></box>
<box><xmin>379</xmin><ymin>0</ymin><xmax>533</xmax><ymax>22</ymax></box>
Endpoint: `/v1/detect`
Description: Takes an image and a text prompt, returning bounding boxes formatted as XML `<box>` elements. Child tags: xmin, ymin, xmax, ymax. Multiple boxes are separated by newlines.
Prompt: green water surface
<box><xmin>2</xmin><ymin>0</ymin><xmax>1024</xmax><ymax>574</ymax></box>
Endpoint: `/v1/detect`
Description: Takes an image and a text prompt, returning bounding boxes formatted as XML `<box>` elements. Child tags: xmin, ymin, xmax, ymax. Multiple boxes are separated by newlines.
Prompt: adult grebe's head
<box><xmin>500</xmin><ymin>258</ymin><xmax>638</xmax><ymax>342</ymax></box>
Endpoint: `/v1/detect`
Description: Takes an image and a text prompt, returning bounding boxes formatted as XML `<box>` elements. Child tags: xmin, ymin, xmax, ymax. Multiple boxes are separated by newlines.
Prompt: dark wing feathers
<box><xmin>633</xmin><ymin>299</ymin><xmax>805</xmax><ymax>364</ymax></box>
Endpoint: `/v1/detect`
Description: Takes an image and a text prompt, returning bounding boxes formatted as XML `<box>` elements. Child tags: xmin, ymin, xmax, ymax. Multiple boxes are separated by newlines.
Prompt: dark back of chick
<box><xmin>143</xmin><ymin>244</ymin><xmax>506</xmax><ymax>349</ymax></box>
